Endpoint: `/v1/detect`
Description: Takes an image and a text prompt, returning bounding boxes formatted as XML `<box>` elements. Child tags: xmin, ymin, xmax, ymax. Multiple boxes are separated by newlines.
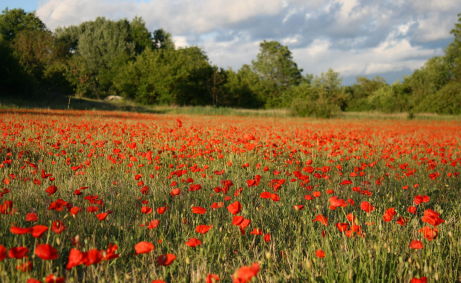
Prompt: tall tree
<box><xmin>0</xmin><ymin>8</ymin><xmax>47</xmax><ymax>41</ymax></box>
<box><xmin>251</xmin><ymin>40</ymin><xmax>303</xmax><ymax>107</ymax></box>
<box><xmin>153</xmin><ymin>28</ymin><xmax>175</xmax><ymax>50</ymax></box>
<box><xmin>0</xmin><ymin>33</ymin><xmax>37</xmax><ymax>95</ymax></box>
<box><xmin>62</xmin><ymin>17</ymin><xmax>135</xmax><ymax>98</ymax></box>
<box><xmin>113</xmin><ymin>46</ymin><xmax>211</xmax><ymax>105</ymax></box>
<box><xmin>129</xmin><ymin>16</ymin><xmax>154</xmax><ymax>54</ymax></box>
<box><xmin>445</xmin><ymin>13</ymin><xmax>461</xmax><ymax>81</ymax></box>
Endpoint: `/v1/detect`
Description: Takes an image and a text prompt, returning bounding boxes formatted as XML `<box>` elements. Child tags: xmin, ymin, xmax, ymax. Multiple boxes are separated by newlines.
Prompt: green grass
<box><xmin>3</xmin><ymin>93</ymin><xmax>461</xmax><ymax>121</ymax></box>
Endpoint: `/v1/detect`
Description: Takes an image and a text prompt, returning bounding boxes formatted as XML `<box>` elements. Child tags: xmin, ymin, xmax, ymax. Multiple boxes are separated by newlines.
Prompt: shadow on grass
<box><xmin>0</xmin><ymin>92</ymin><xmax>169</xmax><ymax>115</ymax></box>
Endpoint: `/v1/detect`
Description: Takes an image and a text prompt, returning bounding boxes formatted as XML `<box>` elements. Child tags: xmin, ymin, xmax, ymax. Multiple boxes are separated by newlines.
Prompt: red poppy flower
<box><xmin>264</xmin><ymin>233</ymin><xmax>271</xmax><ymax>242</ymax></box>
<box><xmin>418</xmin><ymin>226</ymin><xmax>438</xmax><ymax>241</ymax></box>
<box><xmin>407</xmin><ymin>206</ymin><xmax>416</xmax><ymax>214</ymax></box>
<box><xmin>70</xmin><ymin>207</ymin><xmax>81</xmax><ymax>216</ymax></box>
<box><xmin>146</xmin><ymin>219</ymin><xmax>160</xmax><ymax>229</ymax></box>
<box><xmin>270</xmin><ymin>193</ymin><xmax>280</xmax><ymax>201</ymax></box>
<box><xmin>8</xmin><ymin>246</ymin><xmax>29</xmax><ymax>259</ymax></box>
<box><xmin>157</xmin><ymin>253</ymin><xmax>176</xmax><ymax>266</ymax></box>
<box><xmin>134</xmin><ymin>241</ymin><xmax>154</xmax><ymax>255</ymax></box>
<box><xmin>192</xmin><ymin>206</ymin><xmax>207</xmax><ymax>214</ymax></box>
<box><xmin>409</xmin><ymin>240</ymin><xmax>424</xmax><ymax>249</ymax></box>
<box><xmin>157</xmin><ymin>207</ymin><xmax>166</xmax><ymax>214</ymax></box>
<box><xmin>67</xmin><ymin>248</ymin><xmax>84</xmax><ymax>269</ymax></box>
<box><xmin>421</xmin><ymin>209</ymin><xmax>444</xmax><ymax>226</ymax></box>
<box><xmin>0</xmin><ymin>245</ymin><xmax>7</xmax><ymax>261</ymax></box>
<box><xmin>410</xmin><ymin>277</ymin><xmax>427</xmax><ymax>283</ymax></box>
<box><xmin>26</xmin><ymin>212</ymin><xmax>38</xmax><ymax>222</ymax></box>
<box><xmin>233</xmin><ymin>262</ymin><xmax>260</xmax><ymax>283</ymax></box>
<box><xmin>383</xmin><ymin>207</ymin><xmax>396</xmax><ymax>222</ymax></box>
<box><xmin>141</xmin><ymin>206</ymin><xmax>153</xmax><ymax>214</ymax></box>
<box><xmin>414</xmin><ymin>196</ymin><xmax>423</xmax><ymax>205</ymax></box>
<box><xmin>312</xmin><ymin>191</ymin><xmax>321</xmax><ymax>198</ymax></box>
<box><xmin>232</xmin><ymin>216</ymin><xmax>244</xmax><ymax>225</ymax></box>
<box><xmin>196</xmin><ymin>225</ymin><xmax>213</xmax><ymax>234</ymax></box>
<box><xmin>35</xmin><ymin>244</ymin><xmax>59</xmax><ymax>260</ymax></box>
<box><xmin>27</xmin><ymin>279</ymin><xmax>41</xmax><ymax>283</ymax></box>
<box><xmin>239</xmin><ymin>219</ymin><xmax>251</xmax><ymax>229</ymax></box>
<box><xmin>45</xmin><ymin>185</ymin><xmax>57</xmax><ymax>196</ymax></box>
<box><xmin>396</xmin><ymin>217</ymin><xmax>408</xmax><ymax>226</ymax></box>
<box><xmin>45</xmin><ymin>274</ymin><xmax>65</xmax><ymax>283</ymax></box>
<box><xmin>260</xmin><ymin>192</ymin><xmax>271</xmax><ymax>199</ymax></box>
<box><xmin>326</xmin><ymin>189</ymin><xmax>334</xmax><ymax>194</ymax></box>
<box><xmin>97</xmin><ymin>213</ymin><xmax>108</xmax><ymax>221</ymax></box>
<box><xmin>170</xmin><ymin>188</ymin><xmax>181</xmax><ymax>196</ymax></box>
<box><xmin>186</xmin><ymin>238</ymin><xmax>202</xmax><ymax>247</ymax></box>
<box><xmin>104</xmin><ymin>243</ymin><xmax>119</xmax><ymax>260</ymax></box>
<box><xmin>16</xmin><ymin>261</ymin><xmax>33</xmax><ymax>272</ymax></box>
<box><xmin>206</xmin><ymin>274</ymin><xmax>220</xmax><ymax>283</ymax></box>
<box><xmin>313</xmin><ymin>214</ymin><xmax>328</xmax><ymax>226</ymax></box>
<box><xmin>350</xmin><ymin>225</ymin><xmax>362</xmax><ymax>232</ymax></box>
<box><xmin>316</xmin><ymin>250</ymin><xmax>325</xmax><ymax>258</ymax></box>
<box><xmin>10</xmin><ymin>226</ymin><xmax>32</xmax><ymax>235</ymax></box>
<box><xmin>304</xmin><ymin>195</ymin><xmax>313</xmax><ymax>200</ymax></box>
<box><xmin>346</xmin><ymin>213</ymin><xmax>355</xmax><ymax>223</ymax></box>
<box><xmin>227</xmin><ymin>201</ymin><xmax>242</xmax><ymax>215</ymax></box>
<box><xmin>51</xmin><ymin>220</ymin><xmax>66</xmax><ymax>234</ymax></box>
<box><xmin>151</xmin><ymin>280</ymin><xmax>166</xmax><ymax>283</ymax></box>
<box><xmin>250</xmin><ymin>228</ymin><xmax>263</xmax><ymax>235</ymax></box>
<box><xmin>293</xmin><ymin>205</ymin><xmax>304</xmax><ymax>211</ymax></box>
<box><xmin>84</xmin><ymin>249</ymin><xmax>104</xmax><ymax>266</ymax></box>
<box><xmin>334</xmin><ymin>222</ymin><xmax>348</xmax><ymax>232</ymax></box>
<box><xmin>360</xmin><ymin>201</ymin><xmax>375</xmax><ymax>213</ymax></box>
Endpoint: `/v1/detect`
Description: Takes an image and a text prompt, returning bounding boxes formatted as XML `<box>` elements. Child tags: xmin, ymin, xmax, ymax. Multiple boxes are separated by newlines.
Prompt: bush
<box><xmin>430</xmin><ymin>81</ymin><xmax>461</xmax><ymax>115</ymax></box>
<box><xmin>290</xmin><ymin>97</ymin><xmax>341</xmax><ymax>118</ymax></box>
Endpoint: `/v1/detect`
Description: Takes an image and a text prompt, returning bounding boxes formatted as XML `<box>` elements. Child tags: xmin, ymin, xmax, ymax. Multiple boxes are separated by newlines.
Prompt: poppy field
<box><xmin>0</xmin><ymin>109</ymin><xmax>461</xmax><ymax>283</ymax></box>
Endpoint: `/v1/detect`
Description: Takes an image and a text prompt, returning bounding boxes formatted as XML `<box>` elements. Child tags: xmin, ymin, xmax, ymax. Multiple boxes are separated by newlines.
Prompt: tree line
<box><xmin>1</xmin><ymin>8</ymin><xmax>461</xmax><ymax>116</ymax></box>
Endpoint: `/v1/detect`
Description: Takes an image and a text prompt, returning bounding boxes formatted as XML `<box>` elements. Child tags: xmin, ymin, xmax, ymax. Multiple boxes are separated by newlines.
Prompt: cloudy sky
<box><xmin>3</xmin><ymin>0</ymin><xmax>460</xmax><ymax>84</ymax></box>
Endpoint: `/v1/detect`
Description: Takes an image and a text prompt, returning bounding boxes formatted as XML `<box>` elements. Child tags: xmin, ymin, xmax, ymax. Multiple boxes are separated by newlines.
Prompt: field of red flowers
<box><xmin>0</xmin><ymin>109</ymin><xmax>460</xmax><ymax>283</ymax></box>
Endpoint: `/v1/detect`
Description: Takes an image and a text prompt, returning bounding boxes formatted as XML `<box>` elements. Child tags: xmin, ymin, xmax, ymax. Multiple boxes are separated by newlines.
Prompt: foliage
<box><xmin>0</xmin><ymin>33</ymin><xmax>37</xmax><ymax>95</ymax></box>
<box><xmin>2</xmin><ymin>10</ymin><xmax>461</xmax><ymax>116</ymax></box>
<box><xmin>113</xmin><ymin>46</ymin><xmax>212</xmax><ymax>105</ymax></box>
<box><xmin>0</xmin><ymin>8</ymin><xmax>47</xmax><ymax>41</ymax></box>
<box><xmin>252</xmin><ymin>40</ymin><xmax>304</xmax><ymax>108</ymax></box>
<box><xmin>417</xmin><ymin>81</ymin><xmax>461</xmax><ymax>115</ymax></box>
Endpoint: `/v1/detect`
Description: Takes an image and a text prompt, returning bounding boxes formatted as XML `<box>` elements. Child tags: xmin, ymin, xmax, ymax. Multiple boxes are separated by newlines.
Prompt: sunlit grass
<box><xmin>0</xmin><ymin>109</ymin><xmax>460</xmax><ymax>282</ymax></box>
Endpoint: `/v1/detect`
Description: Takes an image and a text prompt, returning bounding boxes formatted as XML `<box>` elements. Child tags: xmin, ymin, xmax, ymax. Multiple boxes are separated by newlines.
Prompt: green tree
<box><xmin>223</xmin><ymin>65</ymin><xmax>264</xmax><ymax>108</ymax></box>
<box><xmin>153</xmin><ymin>28</ymin><xmax>175</xmax><ymax>50</ymax></box>
<box><xmin>352</xmin><ymin>76</ymin><xmax>387</xmax><ymax>99</ymax></box>
<box><xmin>113</xmin><ymin>46</ymin><xmax>212</xmax><ymax>105</ymax></box>
<box><xmin>62</xmin><ymin>17</ymin><xmax>135</xmax><ymax>98</ymax></box>
<box><xmin>252</xmin><ymin>40</ymin><xmax>303</xmax><ymax>107</ymax></box>
<box><xmin>0</xmin><ymin>33</ymin><xmax>37</xmax><ymax>95</ymax></box>
<box><xmin>0</xmin><ymin>8</ymin><xmax>47</xmax><ymax>41</ymax></box>
<box><xmin>445</xmin><ymin>13</ymin><xmax>461</xmax><ymax>81</ymax></box>
<box><xmin>129</xmin><ymin>16</ymin><xmax>154</xmax><ymax>54</ymax></box>
<box><xmin>311</xmin><ymin>68</ymin><xmax>349</xmax><ymax>109</ymax></box>
<box><xmin>12</xmin><ymin>29</ymin><xmax>68</xmax><ymax>84</ymax></box>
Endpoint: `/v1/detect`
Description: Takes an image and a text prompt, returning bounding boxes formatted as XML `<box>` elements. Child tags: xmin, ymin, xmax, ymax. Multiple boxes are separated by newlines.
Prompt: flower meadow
<box><xmin>1</xmin><ymin>109</ymin><xmax>461</xmax><ymax>283</ymax></box>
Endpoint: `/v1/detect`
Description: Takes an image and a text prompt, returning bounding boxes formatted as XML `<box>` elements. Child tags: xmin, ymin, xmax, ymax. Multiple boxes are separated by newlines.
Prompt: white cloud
<box><xmin>36</xmin><ymin>0</ymin><xmax>461</xmax><ymax>83</ymax></box>
<box><xmin>292</xmin><ymin>31</ymin><xmax>443</xmax><ymax>78</ymax></box>
<box><xmin>38</xmin><ymin>0</ymin><xmax>286</xmax><ymax>33</ymax></box>
<box><xmin>412</xmin><ymin>13</ymin><xmax>456</xmax><ymax>42</ymax></box>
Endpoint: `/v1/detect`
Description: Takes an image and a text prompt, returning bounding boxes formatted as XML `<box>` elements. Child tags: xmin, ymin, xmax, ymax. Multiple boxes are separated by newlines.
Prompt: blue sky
<box><xmin>3</xmin><ymin>0</ymin><xmax>37</xmax><ymax>12</ymax></box>
<box><xmin>2</xmin><ymin>0</ymin><xmax>460</xmax><ymax>85</ymax></box>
